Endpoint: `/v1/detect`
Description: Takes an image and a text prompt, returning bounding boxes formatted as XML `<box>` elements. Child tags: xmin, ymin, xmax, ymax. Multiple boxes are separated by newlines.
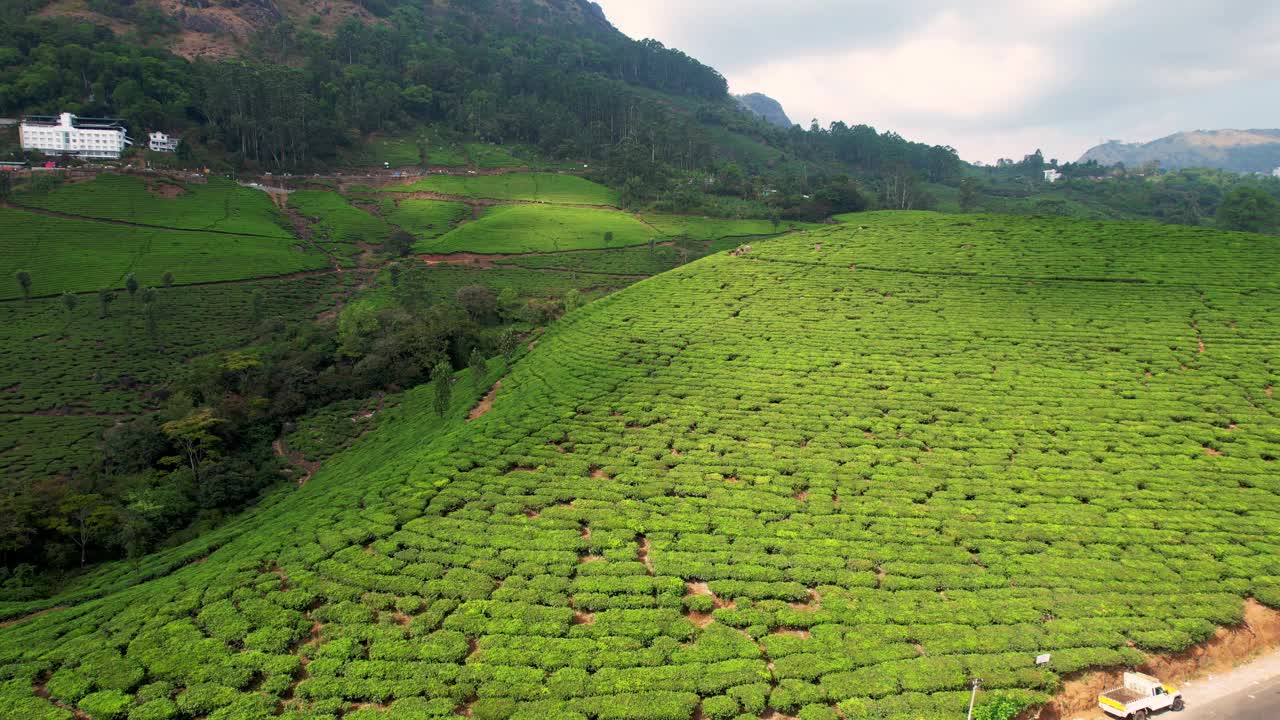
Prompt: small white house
<box><xmin>149</xmin><ymin>131</ymin><xmax>180</xmax><ymax>153</ymax></box>
<box><xmin>1043</xmin><ymin>169</ymin><xmax>1063</xmax><ymax>183</ymax></box>
<box><xmin>20</xmin><ymin>113</ymin><xmax>131</xmax><ymax>159</ymax></box>
<box><xmin>1272</xmin><ymin>166</ymin><xmax>1280</xmax><ymax>178</ymax></box>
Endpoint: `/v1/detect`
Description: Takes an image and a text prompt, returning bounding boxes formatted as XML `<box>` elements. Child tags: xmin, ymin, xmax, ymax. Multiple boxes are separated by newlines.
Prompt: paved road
<box><xmin>1177</xmin><ymin>675</ymin><xmax>1280</xmax><ymax>719</ymax></box>
<box><xmin>1176</xmin><ymin>655</ymin><xmax>1280</xmax><ymax>720</ymax></box>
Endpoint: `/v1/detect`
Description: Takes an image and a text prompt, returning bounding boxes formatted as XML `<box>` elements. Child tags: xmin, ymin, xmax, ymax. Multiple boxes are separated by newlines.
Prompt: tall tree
<box><xmin>469</xmin><ymin>347</ymin><xmax>487</xmax><ymax>381</ymax></box>
<box><xmin>15</xmin><ymin>270</ymin><xmax>31</xmax><ymax>300</ymax></box>
<box><xmin>61</xmin><ymin>291</ymin><xmax>78</xmax><ymax>317</ymax></box>
<box><xmin>161</xmin><ymin>409</ymin><xmax>222</xmax><ymax>481</ymax></box>
<box><xmin>97</xmin><ymin>288</ymin><xmax>116</xmax><ymax>318</ymax></box>
<box><xmin>431</xmin><ymin>361</ymin><xmax>453</xmax><ymax>417</ymax></box>
<box><xmin>46</xmin><ymin>493</ymin><xmax>116</xmax><ymax>568</ymax></box>
<box><xmin>959</xmin><ymin>178</ymin><xmax>980</xmax><ymax>213</ymax></box>
<box><xmin>124</xmin><ymin>272</ymin><xmax>139</xmax><ymax>301</ymax></box>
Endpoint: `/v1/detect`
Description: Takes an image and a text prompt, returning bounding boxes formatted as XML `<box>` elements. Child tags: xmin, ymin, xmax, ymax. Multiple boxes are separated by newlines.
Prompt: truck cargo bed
<box><xmin>1101</xmin><ymin>687</ymin><xmax>1143</xmax><ymax>704</ymax></box>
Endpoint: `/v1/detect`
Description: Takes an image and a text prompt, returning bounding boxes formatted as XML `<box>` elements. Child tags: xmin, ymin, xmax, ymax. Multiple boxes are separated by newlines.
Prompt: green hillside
<box><xmin>426</xmin><ymin>205</ymin><xmax>654</xmax><ymax>254</ymax></box>
<box><xmin>3</xmin><ymin>213</ymin><xmax>1277</xmax><ymax>719</ymax></box>
<box><xmin>385</xmin><ymin>174</ymin><xmax>620</xmax><ymax>207</ymax></box>
<box><xmin>0</xmin><ymin>207</ymin><xmax>328</xmax><ymax>299</ymax></box>
<box><xmin>14</xmin><ymin>175</ymin><xmax>293</xmax><ymax>239</ymax></box>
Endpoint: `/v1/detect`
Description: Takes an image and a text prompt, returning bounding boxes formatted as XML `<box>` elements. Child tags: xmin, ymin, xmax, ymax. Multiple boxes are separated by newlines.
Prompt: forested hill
<box><xmin>0</xmin><ymin>0</ymin><xmax>962</xmax><ymax>210</ymax></box>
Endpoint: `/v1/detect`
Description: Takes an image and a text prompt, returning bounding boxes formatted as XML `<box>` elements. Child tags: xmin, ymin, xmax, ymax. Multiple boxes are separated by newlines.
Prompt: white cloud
<box><xmin>731</xmin><ymin>12</ymin><xmax>1058</xmax><ymax>128</ymax></box>
<box><xmin>593</xmin><ymin>0</ymin><xmax>1280</xmax><ymax>164</ymax></box>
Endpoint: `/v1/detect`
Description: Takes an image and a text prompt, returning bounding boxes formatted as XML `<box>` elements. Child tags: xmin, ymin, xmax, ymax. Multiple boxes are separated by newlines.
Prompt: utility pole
<box><xmin>967</xmin><ymin>678</ymin><xmax>982</xmax><ymax>720</ymax></box>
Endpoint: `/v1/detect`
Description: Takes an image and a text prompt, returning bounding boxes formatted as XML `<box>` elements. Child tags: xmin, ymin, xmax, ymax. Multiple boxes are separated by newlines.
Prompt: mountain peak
<box><xmin>734</xmin><ymin>93</ymin><xmax>794</xmax><ymax>129</ymax></box>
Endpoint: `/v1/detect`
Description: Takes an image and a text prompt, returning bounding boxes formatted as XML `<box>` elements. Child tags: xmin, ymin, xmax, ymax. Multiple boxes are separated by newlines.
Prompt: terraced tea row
<box><xmin>1</xmin><ymin>213</ymin><xmax>1276</xmax><ymax>720</ymax></box>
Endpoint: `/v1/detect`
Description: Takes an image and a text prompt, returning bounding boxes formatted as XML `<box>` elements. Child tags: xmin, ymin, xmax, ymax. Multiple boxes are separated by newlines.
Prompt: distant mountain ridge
<box><xmin>1080</xmin><ymin>129</ymin><xmax>1280</xmax><ymax>174</ymax></box>
<box><xmin>734</xmin><ymin>93</ymin><xmax>793</xmax><ymax>129</ymax></box>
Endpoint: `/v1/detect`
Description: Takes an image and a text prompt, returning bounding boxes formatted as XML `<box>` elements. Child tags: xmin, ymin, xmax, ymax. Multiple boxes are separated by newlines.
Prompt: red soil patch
<box><xmin>0</xmin><ymin>606</ymin><xmax>66</xmax><ymax>630</ymax></box>
<box><xmin>419</xmin><ymin>253</ymin><xmax>499</xmax><ymax>269</ymax></box>
<box><xmin>794</xmin><ymin>491</ymin><xmax>808</xmax><ymax>501</ymax></box>
<box><xmin>725</xmin><ymin>476</ymin><xmax>740</xmax><ymax>484</ymax></box>
<box><xmin>524</xmin><ymin>509</ymin><xmax>540</xmax><ymax>519</ymax></box>
<box><xmin>580</xmin><ymin>555</ymin><xmax>605</xmax><ymax>563</ymax></box>
<box><xmin>686</xmin><ymin>582</ymin><xmax>733</xmax><ymax>609</ymax></box>
<box><xmin>507</xmin><ymin>466</ymin><xmax>537</xmax><ymax>473</ymax></box>
<box><xmin>637</xmin><ymin>536</ymin><xmax>655</xmax><ymax>575</ymax></box>
<box><xmin>1027</xmin><ymin>599</ymin><xmax>1280</xmax><ymax>719</ymax></box>
<box><xmin>687</xmin><ymin>610</ymin><xmax>716</xmax><ymax>628</ymax></box>
<box><xmin>468</xmin><ymin>381</ymin><xmax>501</xmax><ymax>421</ymax></box>
<box><xmin>573</xmin><ymin>611</ymin><xmax>596</xmax><ymax>625</ymax></box>
<box><xmin>1203</xmin><ymin>446</ymin><xmax>1223</xmax><ymax>457</ymax></box>
<box><xmin>1267</xmin><ymin>386</ymin><xmax>1274</xmax><ymax>398</ymax></box>
<box><xmin>590</xmin><ymin>468</ymin><xmax>611</xmax><ymax>480</ymax></box>
<box><xmin>145</xmin><ymin>179</ymin><xmax>185</xmax><ymax>198</ymax></box>
<box><xmin>774</xmin><ymin>629</ymin><xmax>812</xmax><ymax>638</ymax></box>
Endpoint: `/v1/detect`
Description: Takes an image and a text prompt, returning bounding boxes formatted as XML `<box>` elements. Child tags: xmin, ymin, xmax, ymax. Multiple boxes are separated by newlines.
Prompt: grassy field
<box><xmin>642</xmin><ymin>213</ymin><xmax>820</xmax><ymax>240</ymax></box>
<box><xmin>4</xmin><ymin>212</ymin><xmax>1279</xmax><ymax>720</ymax></box>
<box><xmin>0</xmin><ymin>274</ymin><xmax>346</xmax><ymax>485</ymax></box>
<box><xmin>385</xmin><ymin>172</ymin><xmax>619</xmax><ymax>206</ymax></box>
<box><xmin>288</xmin><ymin>190</ymin><xmax>390</xmax><ymax>260</ymax></box>
<box><xmin>15</xmin><ymin>174</ymin><xmax>292</xmax><ymax>238</ymax></box>
<box><xmin>0</xmin><ymin>207</ymin><xmax>328</xmax><ymax>299</ymax></box>
<box><xmin>381</xmin><ymin>198</ymin><xmax>471</xmax><ymax>241</ymax></box>
<box><xmin>342</xmin><ymin>137</ymin><xmax>422</xmax><ymax>168</ymax></box>
<box><xmin>426</xmin><ymin>204</ymin><xmax>656</xmax><ymax>254</ymax></box>
<box><xmin>496</xmin><ymin>246</ymin><xmax>686</xmax><ymax>275</ymax></box>
<box><xmin>404</xmin><ymin>264</ymin><xmax>636</xmax><ymax>301</ymax></box>
<box><xmin>465</xmin><ymin>143</ymin><xmax>523</xmax><ymax>168</ymax></box>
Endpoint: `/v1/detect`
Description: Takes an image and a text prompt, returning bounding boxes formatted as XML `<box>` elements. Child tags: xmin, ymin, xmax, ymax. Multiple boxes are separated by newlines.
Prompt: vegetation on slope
<box><xmin>0</xmin><ymin>207</ymin><xmax>327</xmax><ymax>299</ymax></box>
<box><xmin>426</xmin><ymin>205</ymin><xmax>654</xmax><ymax>255</ymax></box>
<box><xmin>385</xmin><ymin>174</ymin><xmax>620</xmax><ymax>207</ymax></box>
<box><xmin>13</xmin><ymin>175</ymin><xmax>292</xmax><ymax>238</ymax></box>
<box><xmin>2</xmin><ymin>212</ymin><xmax>1277</xmax><ymax>720</ymax></box>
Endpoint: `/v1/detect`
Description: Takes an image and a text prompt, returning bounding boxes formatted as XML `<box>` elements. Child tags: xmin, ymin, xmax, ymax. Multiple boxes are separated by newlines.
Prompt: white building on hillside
<box><xmin>1273</xmin><ymin>166</ymin><xmax>1280</xmax><ymax>178</ymax></box>
<box><xmin>1044</xmin><ymin>169</ymin><xmax>1063</xmax><ymax>183</ymax></box>
<box><xmin>20</xmin><ymin>113</ymin><xmax>132</xmax><ymax>159</ymax></box>
<box><xmin>149</xmin><ymin>131</ymin><xmax>179</xmax><ymax>153</ymax></box>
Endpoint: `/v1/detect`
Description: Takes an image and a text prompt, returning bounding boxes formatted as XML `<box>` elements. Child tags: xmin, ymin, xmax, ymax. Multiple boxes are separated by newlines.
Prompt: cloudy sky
<box><xmin>592</xmin><ymin>0</ymin><xmax>1280</xmax><ymax>164</ymax></box>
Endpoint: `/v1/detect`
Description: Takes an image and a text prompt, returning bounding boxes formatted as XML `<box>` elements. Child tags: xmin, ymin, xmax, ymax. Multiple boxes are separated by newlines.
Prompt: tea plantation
<box><xmin>2</xmin><ymin>211</ymin><xmax>1279</xmax><ymax>720</ymax></box>
<box><xmin>386</xmin><ymin>173</ymin><xmax>619</xmax><ymax>207</ymax></box>
<box><xmin>0</xmin><ymin>208</ymin><xmax>329</xmax><ymax>299</ymax></box>
<box><xmin>0</xmin><ymin>275</ymin><xmax>348</xmax><ymax>484</ymax></box>
<box><xmin>14</xmin><ymin>175</ymin><xmax>294</xmax><ymax>239</ymax></box>
<box><xmin>426</xmin><ymin>205</ymin><xmax>655</xmax><ymax>254</ymax></box>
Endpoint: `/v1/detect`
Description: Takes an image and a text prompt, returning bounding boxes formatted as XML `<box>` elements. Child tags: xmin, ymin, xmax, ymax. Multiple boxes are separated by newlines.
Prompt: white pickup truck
<box><xmin>1099</xmin><ymin>672</ymin><xmax>1184</xmax><ymax>718</ymax></box>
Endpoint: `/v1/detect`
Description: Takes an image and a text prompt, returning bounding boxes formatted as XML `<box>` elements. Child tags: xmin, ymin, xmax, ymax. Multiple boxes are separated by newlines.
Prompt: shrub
<box><xmin>701</xmin><ymin>695</ymin><xmax>740</xmax><ymax>720</ymax></box>
<box><xmin>127</xmin><ymin>699</ymin><xmax>179</xmax><ymax>720</ymax></box>
<box><xmin>175</xmin><ymin>683</ymin><xmax>239</xmax><ymax>714</ymax></box>
<box><xmin>974</xmin><ymin>692</ymin><xmax>1034</xmax><ymax>720</ymax></box>
<box><xmin>797</xmin><ymin>705</ymin><xmax>840</xmax><ymax>720</ymax></box>
<box><xmin>77</xmin><ymin>689</ymin><xmax>133</xmax><ymax>720</ymax></box>
<box><xmin>45</xmin><ymin>667</ymin><xmax>95</xmax><ymax>703</ymax></box>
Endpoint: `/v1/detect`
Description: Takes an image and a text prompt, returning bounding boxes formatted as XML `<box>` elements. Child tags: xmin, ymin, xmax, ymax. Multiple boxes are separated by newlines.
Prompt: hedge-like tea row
<box><xmin>1</xmin><ymin>213</ymin><xmax>1278</xmax><ymax>720</ymax></box>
